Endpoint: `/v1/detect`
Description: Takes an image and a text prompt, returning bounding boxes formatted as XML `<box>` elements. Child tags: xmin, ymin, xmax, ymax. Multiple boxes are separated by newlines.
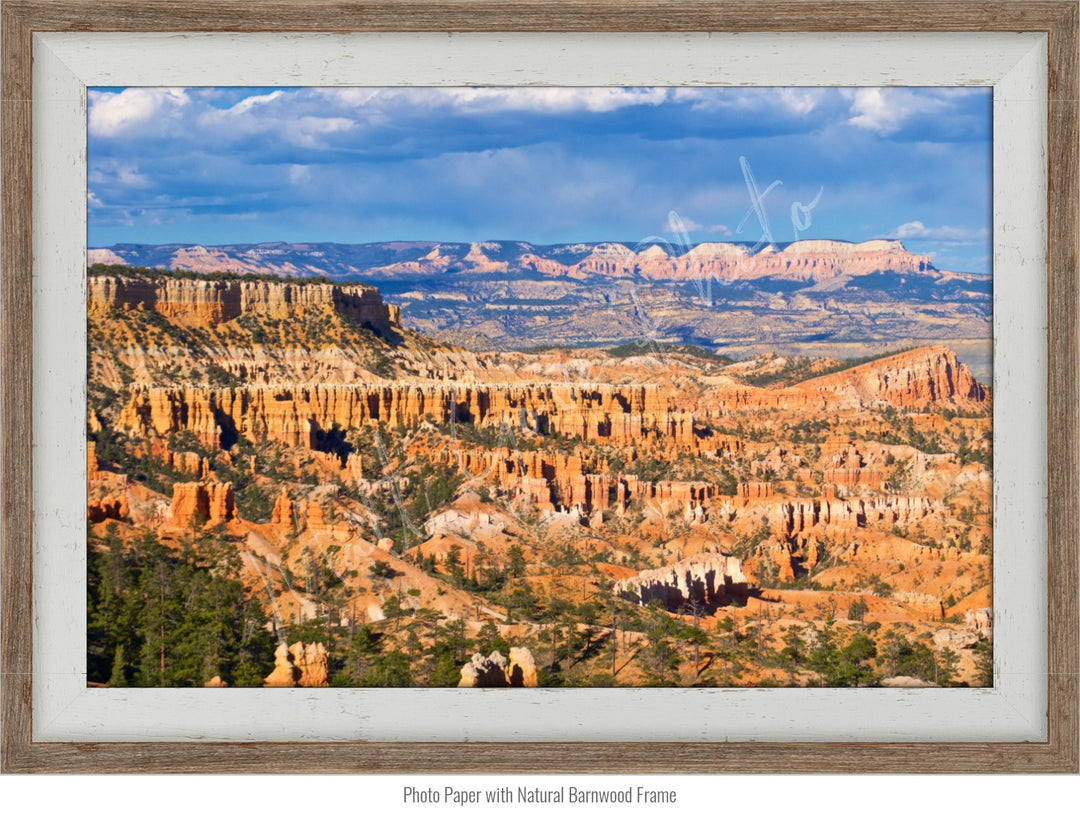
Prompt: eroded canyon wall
<box><xmin>521</xmin><ymin>239</ymin><xmax>934</xmax><ymax>283</ymax></box>
<box><xmin>614</xmin><ymin>553</ymin><xmax>750</xmax><ymax>610</ymax></box>
<box><xmin>88</xmin><ymin>275</ymin><xmax>401</xmax><ymax>331</ymax></box>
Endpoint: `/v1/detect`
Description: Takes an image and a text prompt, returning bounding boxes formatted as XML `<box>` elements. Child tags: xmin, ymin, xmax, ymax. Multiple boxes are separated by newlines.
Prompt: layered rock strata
<box><xmin>437</xmin><ymin>445</ymin><xmax>717</xmax><ymax>514</ymax></box>
<box><xmin>118</xmin><ymin>382</ymin><xmax>708</xmax><ymax>450</ymax></box>
<box><xmin>522</xmin><ymin>239</ymin><xmax>933</xmax><ymax>283</ymax></box>
<box><xmin>117</xmin><ymin>348</ymin><xmax>984</xmax><ymax>457</ymax></box>
<box><xmin>703</xmin><ymin>348</ymin><xmax>987</xmax><ymax>414</ymax></box>
<box><xmin>614</xmin><ymin>553</ymin><xmax>748</xmax><ymax>610</ymax></box>
<box><xmin>88</xmin><ymin>275</ymin><xmax>401</xmax><ymax>331</ymax></box>
<box><xmin>800</xmin><ymin>346</ymin><xmax>988</xmax><ymax>408</ymax></box>
<box><xmin>767</xmin><ymin>495</ymin><xmax>935</xmax><ymax>539</ymax></box>
<box><xmin>95</xmin><ymin>238</ymin><xmax>939</xmax><ymax>286</ymax></box>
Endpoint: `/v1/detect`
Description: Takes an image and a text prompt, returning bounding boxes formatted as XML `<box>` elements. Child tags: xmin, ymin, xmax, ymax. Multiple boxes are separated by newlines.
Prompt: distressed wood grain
<box><xmin>1</xmin><ymin>0</ymin><xmax>36</xmax><ymax>776</ymax></box>
<box><xmin>1046</xmin><ymin>0</ymin><xmax>1080</xmax><ymax>774</ymax></box>
<box><xmin>1</xmin><ymin>0</ymin><xmax>1077</xmax><ymax>773</ymax></box>
<box><xmin>1</xmin><ymin>1</ymin><xmax>1079</xmax><ymax>34</ymax></box>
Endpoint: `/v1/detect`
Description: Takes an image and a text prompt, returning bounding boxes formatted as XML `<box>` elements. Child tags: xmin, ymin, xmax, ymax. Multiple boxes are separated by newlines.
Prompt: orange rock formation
<box><xmin>118</xmin><ymin>382</ymin><xmax>708</xmax><ymax>451</ymax></box>
<box><xmin>271</xmin><ymin>489</ymin><xmax>294</xmax><ymax>527</ymax></box>
<box><xmin>88</xmin><ymin>494</ymin><xmax>129</xmax><ymax>523</ymax></box>
<box><xmin>518</xmin><ymin>239</ymin><xmax>933</xmax><ymax>283</ymax></box>
<box><xmin>614</xmin><ymin>553</ymin><xmax>749</xmax><ymax>610</ymax></box>
<box><xmin>89</xmin><ymin>274</ymin><xmax>401</xmax><ymax>331</ymax></box>
<box><xmin>801</xmin><ymin>346</ymin><xmax>988</xmax><ymax>408</ymax></box>
<box><xmin>262</xmin><ymin>641</ymin><xmax>329</xmax><ymax>688</ymax></box>
<box><xmin>458</xmin><ymin>647</ymin><xmax>539</xmax><ymax>688</ymax></box>
<box><xmin>170</xmin><ymin>481</ymin><xmax>236</xmax><ymax>527</ymax></box>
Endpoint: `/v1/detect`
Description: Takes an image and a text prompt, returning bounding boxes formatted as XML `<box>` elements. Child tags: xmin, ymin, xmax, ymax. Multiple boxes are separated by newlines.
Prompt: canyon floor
<box><xmin>86</xmin><ymin>266</ymin><xmax>994</xmax><ymax>689</ymax></box>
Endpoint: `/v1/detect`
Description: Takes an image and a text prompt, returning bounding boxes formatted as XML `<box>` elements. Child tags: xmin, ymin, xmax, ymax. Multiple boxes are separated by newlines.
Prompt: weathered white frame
<box><xmin>30</xmin><ymin>30</ymin><xmax>1045</xmax><ymax>742</ymax></box>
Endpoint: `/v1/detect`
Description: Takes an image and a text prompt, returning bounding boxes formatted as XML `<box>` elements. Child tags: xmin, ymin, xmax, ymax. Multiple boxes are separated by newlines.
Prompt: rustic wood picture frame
<box><xmin>2</xmin><ymin>0</ymin><xmax>1077</xmax><ymax>773</ymax></box>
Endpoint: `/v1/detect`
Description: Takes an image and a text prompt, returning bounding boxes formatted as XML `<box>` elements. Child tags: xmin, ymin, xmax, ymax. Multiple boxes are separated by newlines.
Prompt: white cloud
<box><xmin>89</xmin><ymin>161</ymin><xmax>151</xmax><ymax>190</ymax></box>
<box><xmin>195</xmin><ymin>95</ymin><xmax>355</xmax><ymax>149</ymax></box>
<box><xmin>315</xmin><ymin>88</ymin><xmax>381</xmax><ymax>107</ymax></box>
<box><xmin>88</xmin><ymin>88</ymin><xmax>189</xmax><ymax>137</ymax></box>
<box><xmin>227</xmin><ymin>90</ymin><xmax>285</xmax><ymax>115</ymax></box>
<box><xmin>319</xmin><ymin>86</ymin><xmax>670</xmax><ymax>114</ymax></box>
<box><xmin>286</xmin><ymin>116</ymin><xmax>355</xmax><ymax>145</ymax></box>
<box><xmin>776</xmin><ymin>88</ymin><xmax>826</xmax><ymax>116</ymax></box>
<box><xmin>288</xmin><ymin>164</ymin><xmax>312</xmax><ymax>185</ymax></box>
<box><xmin>671</xmin><ymin>87</ymin><xmax>828</xmax><ymax>116</ymax></box>
<box><xmin>892</xmin><ymin>220</ymin><xmax>989</xmax><ymax>243</ymax></box>
<box><xmin>659</xmin><ymin>215</ymin><xmax>731</xmax><ymax>235</ymax></box>
<box><xmin>847</xmin><ymin>88</ymin><xmax>947</xmax><ymax>135</ymax></box>
<box><xmin>671</xmin><ymin>87</ymin><xmax>746</xmax><ymax>111</ymax></box>
<box><xmin>667</xmin><ymin>215</ymin><xmax>704</xmax><ymax>232</ymax></box>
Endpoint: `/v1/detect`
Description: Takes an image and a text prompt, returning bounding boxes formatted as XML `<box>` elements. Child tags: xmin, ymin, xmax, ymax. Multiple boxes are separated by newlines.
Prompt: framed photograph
<box><xmin>2</xmin><ymin>1</ymin><xmax>1077</xmax><ymax>773</ymax></box>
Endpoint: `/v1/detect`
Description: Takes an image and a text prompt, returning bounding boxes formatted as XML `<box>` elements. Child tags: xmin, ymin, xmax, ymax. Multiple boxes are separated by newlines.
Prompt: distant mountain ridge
<box><xmin>89</xmin><ymin>240</ymin><xmax>992</xmax><ymax>371</ymax></box>
<box><xmin>88</xmin><ymin>238</ymin><xmax>986</xmax><ymax>287</ymax></box>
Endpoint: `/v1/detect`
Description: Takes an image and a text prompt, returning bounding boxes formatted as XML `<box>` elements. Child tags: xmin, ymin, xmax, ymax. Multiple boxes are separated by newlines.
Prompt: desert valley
<box><xmin>85</xmin><ymin>238</ymin><xmax>993</xmax><ymax>689</ymax></box>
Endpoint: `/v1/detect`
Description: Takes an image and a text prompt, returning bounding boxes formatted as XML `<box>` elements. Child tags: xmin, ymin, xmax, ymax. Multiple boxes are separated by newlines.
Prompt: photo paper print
<box><xmin>85</xmin><ymin>86</ymin><xmax>993</xmax><ymax>689</ymax></box>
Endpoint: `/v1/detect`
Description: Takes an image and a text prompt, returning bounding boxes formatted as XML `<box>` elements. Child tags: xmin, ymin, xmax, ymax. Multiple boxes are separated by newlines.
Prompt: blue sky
<box><xmin>87</xmin><ymin>86</ymin><xmax>992</xmax><ymax>273</ymax></box>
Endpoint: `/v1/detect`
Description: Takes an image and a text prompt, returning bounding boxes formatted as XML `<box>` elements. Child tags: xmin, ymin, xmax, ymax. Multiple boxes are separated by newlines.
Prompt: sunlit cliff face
<box><xmin>85</xmin><ymin>268</ymin><xmax>992</xmax><ymax>689</ymax></box>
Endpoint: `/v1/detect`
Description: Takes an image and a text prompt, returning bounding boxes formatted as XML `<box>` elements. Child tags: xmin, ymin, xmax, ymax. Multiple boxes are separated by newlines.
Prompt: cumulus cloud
<box><xmin>194</xmin><ymin>99</ymin><xmax>356</xmax><ymax>150</ymax></box>
<box><xmin>227</xmin><ymin>90</ymin><xmax>285</xmax><ymax>115</ymax></box>
<box><xmin>85</xmin><ymin>85</ymin><xmax>991</xmax><ymax>271</ymax></box>
<box><xmin>657</xmin><ymin>215</ymin><xmax>731</xmax><ymax>236</ymax></box>
<box><xmin>671</xmin><ymin>87</ymin><xmax>832</xmax><ymax>117</ymax></box>
<box><xmin>664</xmin><ymin>215</ymin><xmax>704</xmax><ymax>233</ymax></box>
<box><xmin>848</xmin><ymin>89</ymin><xmax>916</xmax><ymax>134</ymax></box>
<box><xmin>88</xmin><ymin>160</ymin><xmax>152</xmax><ymax>193</ymax></box>
<box><xmin>775</xmin><ymin>88</ymin><xmax>827</xmax><ymax>116</ymax></box>
<box><xmin>318</xmin><ymin>86</ymin><xmax>670</xmax><ymax>114</ymax></box>
<box><xmin>88</xmin><ymin>88</ymin><xmax>189</xmax><ymax>137</ymax></box>
<box><xmin>893</xmin><ymin>220</ymin><xmax>989</xmax><ymax>243</ymax></box>
<box><xmin>846</xmin><ymin>88</ymin><xmax>962</xmax><ymax>136</ymax></box>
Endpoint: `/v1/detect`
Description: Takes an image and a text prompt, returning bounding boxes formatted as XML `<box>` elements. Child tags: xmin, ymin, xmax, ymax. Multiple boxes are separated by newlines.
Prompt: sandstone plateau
<box><xmin>86</xmin><ymin>265</ymin><xmax>993</xmax><ymax>689</ymax></box>
<box><xmin>89</xmin><ymin>239</ymin><xmax>992</xmax><ymax>377</ymax></box>
<box><xmin>89</xmin><ymin>272</ymin><xmax>401</xmax><ymax>332</ymax></box>
<box><xmin>90</xmin><ymin>238</ymin><xmax>939</xmax><ymax>285</ymax></box>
